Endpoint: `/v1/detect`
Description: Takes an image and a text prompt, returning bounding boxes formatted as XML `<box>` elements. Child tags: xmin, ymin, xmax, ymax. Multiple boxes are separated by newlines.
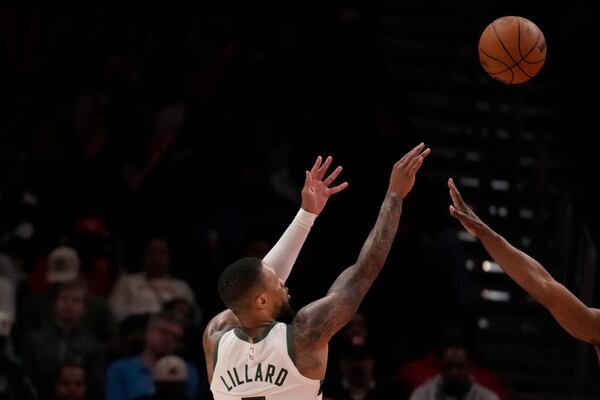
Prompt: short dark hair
<box><xmin>218</xmin><ymin>257</ymin><xmax>264</xmax><ymax>310</ymax></box>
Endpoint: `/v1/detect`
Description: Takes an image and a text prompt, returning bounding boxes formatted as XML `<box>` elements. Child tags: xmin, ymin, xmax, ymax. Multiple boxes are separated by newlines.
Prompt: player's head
<box><xmin>218</xmin><ymin>257</ymin><xmax>294</xmax><ymax>322</ymax></box>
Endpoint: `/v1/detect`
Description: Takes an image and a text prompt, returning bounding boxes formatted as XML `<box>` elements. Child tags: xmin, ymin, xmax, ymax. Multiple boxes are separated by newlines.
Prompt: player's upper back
<box><xmin>210</xmin><ymin>321</ymin><xmax>322</xmax><ymax>400</ymax></box>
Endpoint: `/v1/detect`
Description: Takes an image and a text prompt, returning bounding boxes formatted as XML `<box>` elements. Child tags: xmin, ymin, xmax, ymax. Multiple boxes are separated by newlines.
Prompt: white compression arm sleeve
<box><xmin>262</xmin><ymin>208</ymin><xmax>317</xmax><ymax>283</ymax></box>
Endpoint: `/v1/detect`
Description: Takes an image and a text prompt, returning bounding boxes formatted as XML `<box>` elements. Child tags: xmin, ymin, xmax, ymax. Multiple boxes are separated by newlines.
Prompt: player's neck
<box><xmin>237</xmin><ymin>315</ymin><xmax>276</xmax><ymax>339</ymax></box>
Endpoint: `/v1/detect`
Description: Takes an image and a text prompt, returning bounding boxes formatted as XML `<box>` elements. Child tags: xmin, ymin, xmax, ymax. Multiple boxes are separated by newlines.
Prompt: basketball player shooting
<box><xmin>203</xmin><ymin>143</ymin><xmax>430</xmax><ymax>399</ymax></box>
<box><xmin>447</xmin><ymin>177</ymin><xmax>600</xmax><ymax>359</ymax></box>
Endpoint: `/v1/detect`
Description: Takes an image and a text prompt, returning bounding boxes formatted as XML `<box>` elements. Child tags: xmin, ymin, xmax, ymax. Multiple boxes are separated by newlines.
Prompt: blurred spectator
<box><xmin>408</xmin><ymin>345</ymin><xmax>499</xmax><ymax>400</ymax></box>
<box><xmin>51</xmin><ymin>361</ymin><xmax>89</xmax><ymax>400</ymax></box>
<box><xmin>326</xmin><ymin>311</ymin><xmax>371</xmax><ymax>388</ymax></box>
<box><xmin>105</xmin><ymin>311</ymin><xmax>202</xmax><ymax>400</ymax></box>
<box><xmin>396</xmin><ymin>322</ymin><xmax>508</xmax><ymax>400</ymax></box>
<box><xmin>0</xmin><ymin>244</ymin><xmax>28</xmax><ymax>322</ymax></box>
<box><xmin>21</xmin><ymin>279</ymin><xmax>105</xmax><ymax>399</ymax></box>
<box><xmin>162</xmin><ymin>298</ymin><xmax>204</xmax><ymax>369</ymax></box>
<box><xmin>71</xmin><ymin>214</ymin><xmax>119</xmax><ymax>298</ymax></box>
<box><xmin>27</xmin><ymin>245</ymin><xmax>81</xmax><ymax>294</ymax></box>
<box><xmin>0</xmin><ymin>311</ymin><xmax>38</xmax><ymax>400</ymax></box>
<box><xmin>136</xmin><ymin>355</ymin><xmax>189</xmax><ymax>400</ymax></box>
<box><xmin>109</xmin><ymin>238</ymin><xmax>197</xmax><ymax>321</ymax></box>
<box><xmin>322</xmin><ymin>311</ymin><xmax>397</xmax><ymax>399</ymax></box>
<box><xmin>27</xmin><ymin>216</ymin><xmax>118</xmax><ymax>299</ymax></box>
<box><xmin>339</xmin><ymin>311</ymin><xmax>369</xmax><ymax>347</ymax></box>
<box><xmin>0</xmin><ymin>276</ymin><xmax>15</xmax><ymax>324</ymax></box>
<box><xmin>18</xmin><ymin>245</ymin><xmax>118</xmax><ymax>346</ymax></box>
<box><xmin>0</xmin><ymin>312</ymin><xmax>11</xmax><ymax>339</ymax></box>
<box><xmin>48</xmin><ymin>246</ymin><xmax>81</xmax><ymax>283</ymax></box>
<box><xmin>323</xmin><ymin>343</ymin><xmax>387</xmax><ymax>400</ymax></box>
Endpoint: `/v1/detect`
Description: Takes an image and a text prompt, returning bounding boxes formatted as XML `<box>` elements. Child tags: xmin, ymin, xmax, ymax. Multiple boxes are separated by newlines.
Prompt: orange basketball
<box><xmin>478</xmin><ymin>16</ymin><xmax>547</xmax><ymax>84</ymax></box>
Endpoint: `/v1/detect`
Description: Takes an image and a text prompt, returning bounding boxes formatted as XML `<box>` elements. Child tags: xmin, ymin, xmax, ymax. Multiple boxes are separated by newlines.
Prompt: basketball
<box><xmin>478</xmin><ymin>16</ymin><xmax>547</xmax><ymax>84</ymax></box>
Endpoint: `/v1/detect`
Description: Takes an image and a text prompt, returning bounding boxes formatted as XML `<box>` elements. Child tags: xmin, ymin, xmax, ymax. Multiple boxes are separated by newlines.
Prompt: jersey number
<box><xmin>242</xmin><ymin>398</ymin><xmax>266</xmax><ymax>400</ymax></box>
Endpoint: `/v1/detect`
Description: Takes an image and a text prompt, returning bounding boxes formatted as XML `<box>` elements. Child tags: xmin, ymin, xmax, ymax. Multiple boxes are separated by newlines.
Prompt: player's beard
<box><xmin>276</xmin><ymin>300</ymin><xmax>296</xmax><ymax>324</ymax></box>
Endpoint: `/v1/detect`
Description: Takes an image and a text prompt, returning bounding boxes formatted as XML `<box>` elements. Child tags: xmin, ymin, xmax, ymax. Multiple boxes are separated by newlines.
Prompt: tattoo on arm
<box><xmin>203</xmin><ymin>310</ymin><xmax>239</xmax><ymax>380</ymax></box>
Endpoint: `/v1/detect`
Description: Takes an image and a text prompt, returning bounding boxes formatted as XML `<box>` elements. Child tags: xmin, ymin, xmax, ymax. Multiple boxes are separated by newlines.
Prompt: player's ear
<box><xmin>254</xmin><ymin>293</ymin><xmax>268</xmax><ymax>310</ymax></box>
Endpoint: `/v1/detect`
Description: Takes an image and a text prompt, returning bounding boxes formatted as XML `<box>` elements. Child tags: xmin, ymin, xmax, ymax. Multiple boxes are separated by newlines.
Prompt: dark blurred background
<box><xmin>1</xmin><ymin>0</ymin><xmax>599</xmax><ymax>399</ymax></box>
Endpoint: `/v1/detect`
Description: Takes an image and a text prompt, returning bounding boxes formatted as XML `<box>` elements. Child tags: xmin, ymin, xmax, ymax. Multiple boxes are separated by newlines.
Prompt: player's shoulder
<box><xmin>204</xmin><ymin>310</ymin><xmax>239</xmax><ymax>342</ymax></box>
<box><xmin>289</xmin><ymin>306</ymin><xmax>328</xmax><ymax>350</ymax></box>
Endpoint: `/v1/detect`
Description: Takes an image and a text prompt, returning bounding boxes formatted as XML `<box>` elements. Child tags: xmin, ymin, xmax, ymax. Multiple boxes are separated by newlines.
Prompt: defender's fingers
<box><xmin>448</xmin><ymin>177</ymin><xmax>457</xmax><ymax>189</ymax></box>
<box><xmin>449</xmin><ymin>188</ymin><xmax>462</xmax><ymax>208</ymax></box>
<box><xmin>449</xmin><ymin>205</ymin><xmax>466</xmax><ymax>219</ymax></box>
<box><xmin>448</xmin><ymin>178</ymin><xmax>467</xmax><ymax>208</ymax></box>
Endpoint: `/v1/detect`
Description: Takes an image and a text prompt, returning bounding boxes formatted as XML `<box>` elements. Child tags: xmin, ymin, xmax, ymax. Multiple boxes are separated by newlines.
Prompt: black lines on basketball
<box><xmin>478</xmin><ymin>16</ymin><xmax>547</xmax><ymax>84</ymax></box>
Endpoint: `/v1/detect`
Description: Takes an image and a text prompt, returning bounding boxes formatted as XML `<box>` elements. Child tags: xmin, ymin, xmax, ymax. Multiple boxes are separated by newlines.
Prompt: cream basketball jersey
<box><xmin>210</xmin><ymin>322</ymin><xmax>322</xmax><ymax>400</ymax></box>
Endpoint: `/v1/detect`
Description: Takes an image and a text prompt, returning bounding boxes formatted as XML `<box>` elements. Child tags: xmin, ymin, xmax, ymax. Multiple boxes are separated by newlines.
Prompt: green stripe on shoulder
<box><xmin>286</xmin><ymin>323</ymin><xmax>296</xmax><ymax>362</ymax></box>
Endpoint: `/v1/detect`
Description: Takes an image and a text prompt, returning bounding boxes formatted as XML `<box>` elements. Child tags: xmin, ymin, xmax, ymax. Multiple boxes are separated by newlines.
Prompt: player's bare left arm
<box><xmin>293</xmin><ymin>143</ymin><xmax>430</xmax><ymax>348</ymax></box>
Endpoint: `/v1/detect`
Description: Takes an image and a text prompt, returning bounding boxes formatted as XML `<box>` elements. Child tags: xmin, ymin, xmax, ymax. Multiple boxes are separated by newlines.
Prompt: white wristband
<box><xmin>263</xmin><ymin>208</ymin><xmax>318</xmax><ymax>283</ymax></box>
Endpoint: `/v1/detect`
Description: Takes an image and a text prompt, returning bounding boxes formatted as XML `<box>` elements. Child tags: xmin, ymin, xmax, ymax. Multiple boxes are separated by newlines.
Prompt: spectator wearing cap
<box><xmin>0</xmin><ymin>311</ymin><xmax>38</xmax><ymax>400</ymax></box>
<box><xmin>154</xmin><ymin>354</ymin><xmax>187</xmax><ymax>382</ymax></box>
<box><xmin>26</xmin><ymin>215</ymin><xmax>116</xmax><ymax>298</ymax></box>
<box><xmin>21</xmin><ymin>279</ymin><xmax>106</xmax><ymax>399</ymax></box>
<box><xmin>133</xmin><ymin>355</ymin><xmax>189</xmax><ymax>400</ymax></box>
<box><xmin>49</xmin><ymin>246</ymin><xmax>82</xmax><ymax>282</ymax></box>
<box><xmin>106</xmin><ymin>311</ymin><xmax>202</xmax><ymax>400</ymax></box>
<box><xmin>26</xmin><ymin>245</ymin><xmax>81</xmax><ymax>294</ymax></box>
<box><xmin>17</xmin><ymin>245</ymin><xmax>118</xmax><ymax>347</ymax></box>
